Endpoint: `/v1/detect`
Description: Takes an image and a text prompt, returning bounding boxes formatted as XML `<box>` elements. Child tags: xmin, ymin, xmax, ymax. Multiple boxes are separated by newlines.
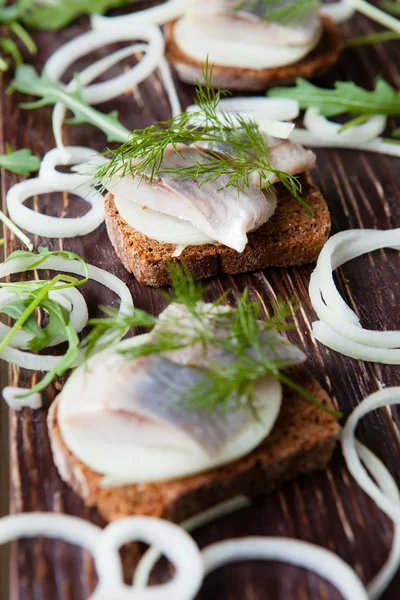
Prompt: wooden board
<box><xmin>1</xmin><ymin>4</ymin><xmax>400</xmax><ymax>599</ymax></box>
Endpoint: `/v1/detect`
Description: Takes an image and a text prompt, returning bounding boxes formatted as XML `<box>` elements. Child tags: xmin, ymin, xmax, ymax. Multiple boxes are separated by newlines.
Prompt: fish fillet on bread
<box><xmin>48</xmin><ymin>302</ymin><xmax>339</xmax><ymax>523</ymax></box>
<box><xmin>165</xmin><ymin>0</ymin><xmax>342</xmax><ymax>91</ymax></box>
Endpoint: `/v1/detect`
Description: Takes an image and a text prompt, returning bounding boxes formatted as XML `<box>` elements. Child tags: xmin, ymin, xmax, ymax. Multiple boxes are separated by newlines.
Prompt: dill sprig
<box><xmin>83</xmin><ymin>263</ymin><xmax>341</xmax><ymax>419</ymax></box>
<box><xmin>97</xmin><ymin>61</ymin><xmax>308</xmax><ymax>212</ymax></box>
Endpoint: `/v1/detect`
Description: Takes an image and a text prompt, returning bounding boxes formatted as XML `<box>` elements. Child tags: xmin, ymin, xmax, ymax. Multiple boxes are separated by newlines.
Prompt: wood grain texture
<box><xmin>0</xmin><ymin>3</ymin><xmax>400</xmax><ymax>599</ymax></box>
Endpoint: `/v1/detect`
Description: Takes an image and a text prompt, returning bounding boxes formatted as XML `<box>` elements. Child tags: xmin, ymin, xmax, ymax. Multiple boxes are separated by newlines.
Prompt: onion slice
<box><xmin>6</xmin><ymin>178</ymin><xmax>104</xmax><ymax>239</ymax></box>
<box><xmin>304</xmin><ymin>108</ymin><xmax>387</xmax><ymax>144</ymax></box>
<box><xmin>0</xmin><ymin>254</ymin><xmax>133</xmax><ymax>372</ymax></box>
<box><xmin>39</xmin><ymin>146</ymin><xmax>99</xmax><ymax>188</ymax></box>
<box><xmin>309</xmin><ymin>229</ymin><xmax>400</xmax><ymax>363</ymax></box>
<box><xmin>202</xmin><ymin>538</ymin><xmax>368</xmax><ymax>600</ymax></box>
<box><xmin>91</xmin><ymin>0</ymin><xmax>192</xmax><ymax>31</ymax></box>
<box><xmin>290</xmin><ymin>129</ymin><xmax>400</xmax><ymax>157</ymax></box>
<box><xmin>134</xmin><ymin>496</ymin><xmax>250</xmax><ymax>589</ymax></box>
<box><xmin>320</xmin><ymin>0</ymin><xmax>356</xmax><ymax>23</ymax></box>
<box><xmin>2</xmin><ymin>387</ymin><xmax>42</xmax><ymax>411</ymax></box>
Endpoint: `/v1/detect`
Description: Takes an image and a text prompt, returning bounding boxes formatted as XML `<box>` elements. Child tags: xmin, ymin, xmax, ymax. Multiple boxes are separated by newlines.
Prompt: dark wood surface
<box><xmin>1</xmin><ymin>4</ymin><xmax>400</xmax><ymax>599</ymax></box>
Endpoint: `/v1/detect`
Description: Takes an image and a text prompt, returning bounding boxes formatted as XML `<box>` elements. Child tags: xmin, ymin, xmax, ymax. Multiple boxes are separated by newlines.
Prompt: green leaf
<box><xmin>12</xmin><ymin>65</ymin><xmax>130</xmax><ymax>143</ymax></box>
<box><xmin>344</xmin><ymin>30</ymin><xmax>400</xmax><ymax>47</ymax></box>
<box><xmin>22</xmin><ymin>0</ymin><xmax>133</xmax><ymax>31</ymax></box>
<box><xmin>268</xmin><ymin>77</ymin><xmax>400</xmax><ymax>117</ymax></box>
<box><xmin>383</xmin><ymin>0</ymin><xmax>400</xmax><ymax>14</ymax></box>
<box><xmin>0</xmin><ymin>147</ymin><xmax>40</xmax><ymax>176</ymax></box>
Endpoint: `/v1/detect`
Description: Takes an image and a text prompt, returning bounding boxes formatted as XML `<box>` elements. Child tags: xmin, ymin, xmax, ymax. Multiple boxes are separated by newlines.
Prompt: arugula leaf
<box><xmin>383</xmin><ymin>0</ymin><xmax>400</xmax><ymax>14</ymax></box>
<box><xmin>0</xmin><ymin>145</ymin><xmax>40</xmax><ymax>176</ymax></box>
<box><xmin>344</xmin><ymin>30</ymin><xmax>400</xmax><ymax>47</ymax></box>
<box><xmin>268</xmin><ymin>78</ymin><xmax>400</xmax><ymax>117</ymax></box>
<box><xmin>12</xmin><ymin>65</ymin><xmax>130</xmax><ymax>143</ymax></box>
<box><xmin>22</xmin><ymin>0</ymin><xmax>134</xmax><ymax>31</ymax></box>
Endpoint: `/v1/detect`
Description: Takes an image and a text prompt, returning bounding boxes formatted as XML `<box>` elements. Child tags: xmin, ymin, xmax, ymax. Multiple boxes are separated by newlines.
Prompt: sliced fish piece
<box><xmin>107</xmin><ymin>143</ymin><xmax>276</xmax><ymax>252</ymax></box>
<box><xmin>187</xmin><ymin>0</ymin><xmax>322</xmax><ymax>47</ymax></box>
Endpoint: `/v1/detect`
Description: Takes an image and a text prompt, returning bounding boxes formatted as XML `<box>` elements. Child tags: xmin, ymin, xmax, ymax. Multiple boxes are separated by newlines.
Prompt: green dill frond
<box><xmin>97</xmin><ymin>61</ymin><xmax>308</xmax><ymax>212</ymax></box>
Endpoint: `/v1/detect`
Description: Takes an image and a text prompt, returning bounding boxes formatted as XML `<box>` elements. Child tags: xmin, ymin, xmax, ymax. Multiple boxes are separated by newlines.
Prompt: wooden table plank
<box><xmin>1</xmin><ymin>5</ymin><xmax>400</xmax><ymax>599</ymax></box>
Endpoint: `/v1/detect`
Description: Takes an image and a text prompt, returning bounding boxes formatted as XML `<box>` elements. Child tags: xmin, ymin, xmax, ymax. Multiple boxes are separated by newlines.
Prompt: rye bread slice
<box><xmin>48</xmin><ymin>365</ymin><xmax>339</xmax><ymax>523</ymax></box>
<box><xmin>165</xmin><ymin>15</ymin><xmax>342</xmax><ymax>91</ymax></box>
<box><xmin>104</xmin><ymin>173</ymin><xmax>331</xmax><ymax>287</ymax></box>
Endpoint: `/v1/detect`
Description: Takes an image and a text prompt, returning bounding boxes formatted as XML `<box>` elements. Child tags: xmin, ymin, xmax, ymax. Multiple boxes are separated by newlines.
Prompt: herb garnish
<box><xmin>252</xmin><ymin>0</ymin><xmax>320</xmax><ymax>25</ymax></box>
<box><xmin>0</xmin><ymin>144</ymin><xmax>40</xmax><ymax>177</ymax></box>
<box><xmin>97</xmin><ymin>62</ymin><xmax>308</xmax><ymax>212</ymax></box>
<box><xmin>0</xmin><ymin>248</ymin><xmax>89</xmax><ymax>396</ymax></box>
<box><xmin>83</xmin><ymin>263</ymin><xmax>341</xmax><ymax>419</ymax></box>
<box><xmin>11</xmin><ymin>65</ymin><xmax>130</xmax><ymax>143</ymax></box>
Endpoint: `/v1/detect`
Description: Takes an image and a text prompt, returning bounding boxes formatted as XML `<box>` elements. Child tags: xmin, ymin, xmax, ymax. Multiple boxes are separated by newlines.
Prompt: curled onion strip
<box><xmin>309</xmin><ymin>229</ymin><xmax>400</xmax><ymax>362</ymax></box>
<box><xmin>134</xmin><ymin>496</ymin><xmax>250</xmax><ymax>589</ymax></box>
<box><xmin>202</xmin><ymin>537</ymin><xmax>368</xmax><ymax>600</ymax></box>
<box><xmin>95</xmin><ymin>517</ymin><xmax>204</xmax><ymax>600</ymax></box>
<box><xmin>39</xmin><ymin>146</ymin><xmax>99</xmax><ymax>188</ymax></box>
<box><xmin>290</xmin><ymin>129</ymin><xmax>400</xmax><ymax>157</ymax></box>
<box><xmin>0</xmin><ymin>254</ymin><xmax>133</xmax><ymax>372</ymax></box>
<box><xmin>0</xmin><ymin>286</ymin><xmax>88</xmax><ymax>349</ymax></box>
<box><xmin>319</xmin><ymin>0</ymin><xmax>356</xmax><ymax>23</ymax></box>
<box><xmin>304</xmin><ymin>108</ymin><xmax>387</xmax><ymax>144</ymax></box>
<box><xmin>6</xmin><ymin>178</ymin><xmax>104</xmax><ymax>238</ymax></box>
<box><xmin>91</xmin><ymin>0</ymin><xmax>192</xmax><ymax>31</ymax></box>
<box><xmin>2</xmin><ymin>387</ymin><xmax>42</xmax><ymax>411</ymax></box>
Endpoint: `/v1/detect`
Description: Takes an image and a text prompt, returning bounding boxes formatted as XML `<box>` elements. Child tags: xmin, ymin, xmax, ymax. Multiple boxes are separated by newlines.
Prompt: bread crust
<box><xmin>48</xmin><ymin>366</ymin><xmax>339</xmax><ymax>524</ymax></box>
<box><xmin>104</xmin><ymin>174</ymin><xmax>331</xmax><ymax>287</ymax></box>
<box><xmin>165</xmin><ymin>15</ymin><xmax>342</xmax><ymax>91</ymax></box>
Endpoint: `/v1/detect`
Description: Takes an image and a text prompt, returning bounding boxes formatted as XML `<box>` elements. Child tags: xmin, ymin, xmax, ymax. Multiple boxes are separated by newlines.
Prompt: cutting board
<box><xmin>1</xmin><ymin>3</ymin><xmax>400</xmax><ymax>598</ymax></box>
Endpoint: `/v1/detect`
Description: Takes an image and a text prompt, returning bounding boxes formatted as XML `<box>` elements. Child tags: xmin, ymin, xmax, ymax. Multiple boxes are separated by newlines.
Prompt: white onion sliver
<box><xmin>290</xmin><ymin>129</ymin><xmax>400</xmax><ymax>157</ymax></box>
<box><xmin>134</xmin><ymin>496</ymin><xmax>250</xmax><ymax>589</ymax></box>
<box><xmin>202</xmin><ymin>538</ymin><xmax>368</xmax><ymax>600</ymax></box>
<box><xmin>304</xmin><ymin>108</ymin><xmax>387</xmax><ymax>144</ymax></box>
<box><xmin>319</xmin><ymin>0</ymin><xmax>356</xmax><ymax>23</ymax></box>
<box><xmin>45</xmin><ymin>25</ymin><xmax>164</xmax><ymax>106</ymax></box>
<box><xmin>91</xmin><ymin>0</ymin><xmax>192</xmax><ymax>31</ymax></box>
<box><xmin>309</xmin><ymin>228</ymin><xmax>400</xmax><ymax>362</ymax></box>
<box><xmin>113</xmin><ymin>193</ymin><xmax>215</xmax><ymax>246</ymax></box>
<box><xmin>95</xmin><ymin>517</ymin><xmax>204</xmax><ymax>600</ymax></box>
<box><xmin>39</xmin><ymin>146</ymin><xmax>99</xmax><ymax>188</ymax></box>
<box><xmin>6</xmin><ymin>178</ymin><xmax>104</xmax><ymax>238</ymax></box>
<box><xmin>0</xmin><ymin>286</ymin><xmax>88</xmax><ymax>349</ymax></box>
<box><xmin>0</xmin><ymin>254</ymin><xmax>133</xmax><ymax>373</ymax></box>
<box><xmin>2</xmin><ymin>387</ymin><xmax>42</xmax><ymax>411</ymax></box>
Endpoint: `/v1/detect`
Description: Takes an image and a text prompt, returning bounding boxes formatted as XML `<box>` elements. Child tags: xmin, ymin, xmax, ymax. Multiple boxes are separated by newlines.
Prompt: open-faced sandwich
<box><xmin>48</xmin><ymin>273</ymin><xmax>339</xmax><ymax>522</ymax></box>
<box><xmin>99</xmin><ymin>72</ymin><xmax>330</xmax><ymax>287</ymax></box>
<box><xmin>165</xmin><ymin>0</ymin><xmax>342</xmax><ymax>91</ymax></box>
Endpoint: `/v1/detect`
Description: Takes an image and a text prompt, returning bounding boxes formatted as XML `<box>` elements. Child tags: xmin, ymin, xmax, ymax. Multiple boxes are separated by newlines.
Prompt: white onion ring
<box><xmin>0</xmin><ymin>285</ymin><xmax>88</xmax><ymax>349</ymax></box>
<box><xmin>134</xmin><ymin>496</ymin><xmax>250</xmax><ymax>589</ymax></box>
<box><xmin>6</xmin><ymin>178</ymin><xmax>104</xmax><ymax>238</ymax></box>
<box><xmin>91</xmin><ymin>0</ymin><xmax>192</xmax><ymax>31</ymax></box>
<box><xmin>2</xmin><ymin>387</ymin><xmax>42</xmax><ymax>410</ymax></box>
<box><xmin>202</xmin><ymin>537</ymin><xmax>368</xmax><ymax>599</ymax></box>
<box><xmin>304</xmin><ymin>108</ymin><xmax>387</xmax><ymax>144</ymax></box>
<box><xmin>320</xmin><ymin>0</ymin><xmax>356</xmax><ymax>23</ymax></box>
<box><xmin>44</xmin><ymin>25</ymin><xmax>164</xmax><ymax>106</ymax></box>
<box><xmin>0</xmin><ymin>254</ymin><xmax>133</xmax><ymax>372</ymax></box>
<box><xmin>309</xmin><ymin>229</ymin><xmax>400</xmax><ymax>362</ymax></box>
<box><xmin>39</xmin><ymin>146</ymin><xmax>99</xmax><ymax>188</ymax></box>
<box><xmin>113</xmin><ymin>193</ymin><xmax>215</xmax><ymax>246</ymax></box>
<box><xmin>290</xmin><ymin>129</ymin><xmax>400</xmax><ymax>157</ymax></box>
<box><xmin>95</xmin><ymin>517</ymin><xmax>204</xmax><ymax>600</ymax></box>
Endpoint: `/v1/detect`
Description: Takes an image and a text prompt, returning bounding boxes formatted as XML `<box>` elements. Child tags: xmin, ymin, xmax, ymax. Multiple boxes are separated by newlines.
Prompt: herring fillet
<box><xmin>107</xmin><ymin>144</ymin><xmax>276</xmax><ymax>252</ymax></box>
<box><xmin>187</xmin><ymin>0</ymin><xmax>322</xmax><ymax>47</ymax></box>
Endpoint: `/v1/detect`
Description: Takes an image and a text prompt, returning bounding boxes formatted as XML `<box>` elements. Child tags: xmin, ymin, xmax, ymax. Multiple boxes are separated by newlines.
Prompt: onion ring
<box><xmin>39</xmin><ymin>146</ymin><xmax>99</xmax><ymax>188</ymax></box>
<box><xmin>309</xmin><ymin>229</ymin><xmax>400</xmax><ymax>362</ymax></box>
<box><xmin>95</xmin><ymin>517</ymin><xmax>204</xmax><ymax>600</ymax></box>
<box><xmin>0</xmin><ymin>253</ymin><xmax>133</xmax><ymax>372</ymax></box>
<box><xmin>320</xmin><ymin>0</ymin><xmax>356</xmax><ymax>23</ymax></box>
<box><xmin>290</xmin><ymin>129</ymin><xmax>400</xmax><ymax>157</ymax></box>
<box><xmin>91</xmin><ymin>0</ymin><xmax>192</xmax><ymax>31</ymax></box>
<box><xmin>6</xmin><ymin>178</ymin><xmax>104</xmax><ymax>238</ymax></box>
<box><xmin>2</xmin><ymin>387</ymin><xmax>42</xmax><ymax>411</ymax></box>
<box><xmin>202</xmin><ymin>537</ymin><xmax>368</xmax><ymax>600</ymax></box>
<box><xmin>304</xmin><ymin>108</ymin><xmax>387</xmax><ymax>144</ymax></box>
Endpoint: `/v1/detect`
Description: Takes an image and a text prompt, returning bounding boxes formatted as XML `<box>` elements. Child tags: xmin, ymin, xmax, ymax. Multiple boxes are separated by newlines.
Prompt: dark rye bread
<box><xmin>48</xmin><ymin>365</ymin><xmax>339</xmax><ymax>523</ymax></box>
<box><xmin>165</xmin><ymin>16</ymin><xmax>342</xmax><ymax>91</ymax></box>
<box><xmin>104</xmin><ymin>173</ymin><xmax>331</xmax><ymax>287</ymax></box>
